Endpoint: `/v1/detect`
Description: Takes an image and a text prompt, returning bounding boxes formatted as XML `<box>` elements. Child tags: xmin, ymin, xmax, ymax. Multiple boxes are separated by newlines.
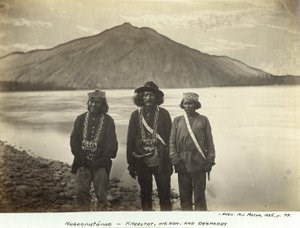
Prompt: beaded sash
<box><xmin>132</xmin><ymin>107</ymin><xmax>160</xmax><ymax>167</ymax></box>
<box><xmin>81</xmin><ymin>112</ymin><xmax>105</xmax><ymax>160</ymax></box>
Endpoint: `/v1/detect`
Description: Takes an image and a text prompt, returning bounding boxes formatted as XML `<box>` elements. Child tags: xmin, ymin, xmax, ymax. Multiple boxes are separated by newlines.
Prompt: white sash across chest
<box><xmin>183</xmin><ymin>112</ymin><xmax>206</xmax><ymax>159</ymax></box>
<box><xmin>139</xmin><ymin>108</ymin><xmax>166</xmax><ymax>145</ymax></box>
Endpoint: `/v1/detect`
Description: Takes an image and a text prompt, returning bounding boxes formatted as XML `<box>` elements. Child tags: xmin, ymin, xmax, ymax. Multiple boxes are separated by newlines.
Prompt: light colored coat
<box><xmin>169</xmin><ymin>113</ymin><xmax>215</xmax><ymax>173</ymax></box>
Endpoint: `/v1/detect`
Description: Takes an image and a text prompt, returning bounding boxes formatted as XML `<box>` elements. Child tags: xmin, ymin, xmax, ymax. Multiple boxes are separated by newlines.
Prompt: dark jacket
<box><xmin>70</xmin><ymin>112</ymin><xmax>118</xmax><ymax>174</ymax></box>
<box><xmin>126</xmin><ymin>107</ymin><xmax>172</xmax><ymax>174</ymax></box>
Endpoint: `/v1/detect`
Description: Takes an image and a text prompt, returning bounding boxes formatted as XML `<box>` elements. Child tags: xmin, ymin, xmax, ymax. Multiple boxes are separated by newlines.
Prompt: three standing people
<box><xmin>70</xmin><ymin>86</ymin><xmax>215</xmax><ymax>211</ymax></box>
<box><xmin>126</xmin><ymin>81</ymin><xmax>173</xmax><ymax>211</ymax></box>
<box><xmin>169</xmin><ymin>92</ymin><xmax>215</xmax><ymax>210</ymax></box>
<box><xmin>70</xmin><ymin>89</ymin><xmax>118</xmax><ymax>211</ymax></box>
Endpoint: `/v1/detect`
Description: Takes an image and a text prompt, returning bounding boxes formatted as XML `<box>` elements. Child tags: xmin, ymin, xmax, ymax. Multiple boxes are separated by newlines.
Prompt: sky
<box><xmin>0</xmin><ymin>0</ymin><xmax>299</xmax><ymax>76</ymax></box>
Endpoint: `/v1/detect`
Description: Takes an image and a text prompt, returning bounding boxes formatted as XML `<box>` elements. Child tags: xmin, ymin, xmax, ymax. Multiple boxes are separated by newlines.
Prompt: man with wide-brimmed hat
<box><xmin>126</xmin><ymin>81</ymin><xmax>173</xmax><ymax>211</ymax></box>
<box><xmin>169</xmin><ymin>92</ymin><xmax>215</xmax><ymax>211</ymax></box>
<box><xmin>70</xmin><ymin>89</ymin><xmax>118</xmax><ymax>211</ymax></box>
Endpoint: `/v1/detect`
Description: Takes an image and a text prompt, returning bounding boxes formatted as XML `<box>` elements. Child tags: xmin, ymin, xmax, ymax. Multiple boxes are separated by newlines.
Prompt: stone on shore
<box><xmin>0</xmin><ymin>141</ymin><xmax>180</xmax><ymax>212</ymax></box>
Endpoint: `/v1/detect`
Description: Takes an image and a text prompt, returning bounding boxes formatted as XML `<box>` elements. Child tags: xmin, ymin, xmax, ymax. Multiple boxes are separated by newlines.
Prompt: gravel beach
<box><xmin>0</xmin><ymin>141</ymin><xmax>179</xmax><ymax>212</ymax></box>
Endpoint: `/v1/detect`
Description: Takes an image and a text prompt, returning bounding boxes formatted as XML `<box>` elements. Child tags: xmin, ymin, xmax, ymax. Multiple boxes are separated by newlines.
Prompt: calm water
<box><xmin>0</xmin><ymin>86</ymin><xmax>299</xmax><ymax>211</ymax></box>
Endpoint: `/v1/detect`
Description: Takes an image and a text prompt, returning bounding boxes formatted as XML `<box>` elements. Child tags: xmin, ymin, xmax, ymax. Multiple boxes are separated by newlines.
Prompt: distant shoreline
<box><xmin>1</xmin><ymin>79</ymin><xmax>300</xmax><ymax>92</ymax></box>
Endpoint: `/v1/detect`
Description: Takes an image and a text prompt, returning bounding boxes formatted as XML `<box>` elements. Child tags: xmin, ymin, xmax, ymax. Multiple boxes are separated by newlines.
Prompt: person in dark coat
<box><xmin>126</xmin><ymin>81</ymin><xmax>173</xmax><ymax>211</ymax></box>
<box><xmin>70</xmin><ymin>89</ymin><xmax>118</xmax><ymax>211</ymax></box>
<box><xmin>169</xmin><ymin>92</ymin><xmax>215</xmax><ymax>211</ymax></box>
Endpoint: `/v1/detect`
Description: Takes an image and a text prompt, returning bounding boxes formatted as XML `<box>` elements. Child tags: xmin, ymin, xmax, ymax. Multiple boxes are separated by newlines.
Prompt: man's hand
<box><xmin>129</xmin><ymin>170</ymin><xmax>137</xmax><ymax>179</ymax></box>
<box><xmin>128</xmin><ymin>164</ymin><xmax>137</xmax><ymax>179</ymax></box>
<box><xmin>203</xmin><ymin>161</ymin><xmax>215</xmax><ymax>172</ymax></box>
<box><xmin>174</xmin><ymin>160</ymin><xmax>186</xmax><ymax>173</ymax></box>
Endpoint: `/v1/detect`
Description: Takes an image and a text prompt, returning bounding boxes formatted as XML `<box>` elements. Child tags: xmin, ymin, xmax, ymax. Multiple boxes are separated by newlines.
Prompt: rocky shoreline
<box><xmin>0</xmin><ymin>141</ymin><xmax>179</xmax><ymax>212</ymax></box>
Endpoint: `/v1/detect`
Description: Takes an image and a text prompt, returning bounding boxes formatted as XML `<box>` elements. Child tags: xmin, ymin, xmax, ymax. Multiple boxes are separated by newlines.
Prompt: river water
<box><xmin>0</xmin><ymin>86</ymin><xmax>299</xmax><ymax>211</ymax></box>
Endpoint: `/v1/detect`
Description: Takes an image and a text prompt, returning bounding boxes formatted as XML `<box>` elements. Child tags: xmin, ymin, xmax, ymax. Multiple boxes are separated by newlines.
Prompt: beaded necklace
<box><xmin>139</xmin><ymin>106</ymin><xmax>159</xmax><ymax>142</ymax></box>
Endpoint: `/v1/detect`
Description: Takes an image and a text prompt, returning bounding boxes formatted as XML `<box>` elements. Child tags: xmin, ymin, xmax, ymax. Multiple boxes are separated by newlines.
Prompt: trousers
<box><xmin>75</xmin><ymin>166</ymin><xmax>108</xmax><ymax>210</ymax></box>
<box><xmin>178</xmin><ymin>170</ymin><xmax>207</xmax><ymax>211</ymax></box>
<box><xmin>137</xmin><ymin>167</ymin><xmax>172</xmax><ymax>211</ymax></box>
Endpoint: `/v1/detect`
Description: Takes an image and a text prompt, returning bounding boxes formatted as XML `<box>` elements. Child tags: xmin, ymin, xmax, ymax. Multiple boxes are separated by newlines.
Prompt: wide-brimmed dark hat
<box><xmin>134</xmin><ymin>81</ymin><xmax>164</xmax><ymax>97</ymax></box>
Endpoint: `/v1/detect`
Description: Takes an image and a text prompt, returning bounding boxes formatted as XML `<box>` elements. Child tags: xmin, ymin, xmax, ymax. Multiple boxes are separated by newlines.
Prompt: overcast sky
<box><xmin>0</xmin><ymin>0</ymin><xmax>299</xmax><ymax>75</ymax></box>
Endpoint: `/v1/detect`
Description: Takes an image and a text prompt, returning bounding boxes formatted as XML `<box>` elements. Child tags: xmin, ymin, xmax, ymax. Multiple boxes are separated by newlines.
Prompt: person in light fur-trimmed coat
<box><xmin>169</xmin><ymin>92</ymin><xmax>215</xmax><ymax>211</ymax></box>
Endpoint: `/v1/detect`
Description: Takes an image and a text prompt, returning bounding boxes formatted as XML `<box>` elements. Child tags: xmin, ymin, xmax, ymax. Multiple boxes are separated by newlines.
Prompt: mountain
<box><xmin>0</xmin><ymin>23</ymin><xmax>299</xmax><ymax>91</ymax></box>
